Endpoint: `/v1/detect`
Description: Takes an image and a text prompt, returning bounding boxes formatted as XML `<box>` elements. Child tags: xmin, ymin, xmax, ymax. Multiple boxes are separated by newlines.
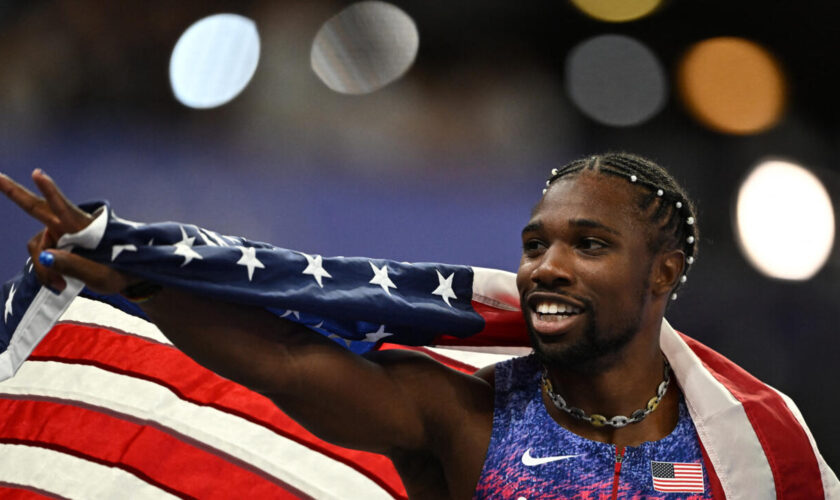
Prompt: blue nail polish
<box><xmin>39</xmin><ymin>251</ymin><xmax>54</xmax><ymax>267</ymax></box>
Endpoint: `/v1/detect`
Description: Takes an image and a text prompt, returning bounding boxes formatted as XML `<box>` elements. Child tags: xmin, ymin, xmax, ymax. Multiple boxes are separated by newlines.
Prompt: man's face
<box><xmin>516</xmin><ymin>171</ymin><xmax>657</xmax><ymax>370</ymax></box>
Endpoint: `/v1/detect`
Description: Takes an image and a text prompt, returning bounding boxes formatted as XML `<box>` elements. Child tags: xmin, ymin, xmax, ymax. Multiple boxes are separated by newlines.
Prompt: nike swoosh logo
<box><xmin>521</xmin><ymin>448</ymin><xmax>581</xmax><ymax>466</ymax></box>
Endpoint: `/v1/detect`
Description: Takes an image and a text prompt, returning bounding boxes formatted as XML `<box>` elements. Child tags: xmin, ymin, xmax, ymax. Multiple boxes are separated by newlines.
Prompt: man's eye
<box><xmin>523</xmin><ymin>240</ymin><xmax>545</xmax><ymax>253</ymax></box>
<box><xmin>580</xmin><ymin>238</ymin><xmax>607</xmax><ymax>251</ymax></box>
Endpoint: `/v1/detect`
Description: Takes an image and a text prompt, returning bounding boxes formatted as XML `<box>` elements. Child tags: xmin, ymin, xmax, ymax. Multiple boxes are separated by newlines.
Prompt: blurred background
<box><xmin>1</xmin><ymin>0</ymin><xmax>838</xmax><ymax>471</ymax></box>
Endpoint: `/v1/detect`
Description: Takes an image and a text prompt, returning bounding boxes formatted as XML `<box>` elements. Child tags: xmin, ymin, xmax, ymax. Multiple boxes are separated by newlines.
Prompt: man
<box><xmin>0</xmin><ymin>153</ymin><xmax>836</xmax><ymax>498</ymax></box>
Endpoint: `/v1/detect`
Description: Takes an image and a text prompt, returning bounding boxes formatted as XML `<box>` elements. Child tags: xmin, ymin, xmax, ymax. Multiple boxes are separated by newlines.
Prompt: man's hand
<box><xmin>0</xmin><ymin>169</ymin><xmax>133</xmax><ymax>294</ymax></box>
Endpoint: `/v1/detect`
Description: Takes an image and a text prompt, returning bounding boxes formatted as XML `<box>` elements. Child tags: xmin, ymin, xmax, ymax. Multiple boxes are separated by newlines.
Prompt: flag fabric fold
<box><xmin>63</xmin><ymin>201</ymin><xmax>525</xmax><ymax>354</ymax></box>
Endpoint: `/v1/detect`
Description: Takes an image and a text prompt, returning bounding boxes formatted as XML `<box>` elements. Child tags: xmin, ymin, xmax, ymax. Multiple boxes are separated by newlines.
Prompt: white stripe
<box><xmin>773</xmin><ymin>387</ymin><xmax>840</xmax><ymax>499</ymax></box>
<box><xmin>56</xmin><ymin>205</ymin><xmax>109</xmax><ymax>251</ymax></box>
<box><xmin>426</xmin><ymin>346</ymin><xmax>523</xmax><ymax>369</ymax></box>
<box><xmin>470</xmin><ymin>267</ymin><xmax>520</xmax><ymax>311</ymax></box>
<box><xmin>0</xmin><ymin>361</ymin><xmax>391</xmax><ymax>500</ymax></box>
<box><xmin>59</xmin><ymin>296</ymin><xmax>171</xmax><ymax>346</ymax></box>
<box><xmin>0</xmin><ymin>278</ymin><xmax>83</xmax><ymax>381</ymax></box>
<box><xmin>0</xmin><ymin>443</ymin><xmax>178</xmax><ymax>499</ymax></box>
<box><xmin>660</xmin><ymin>320</ymin><xmax>775</xmax><ymax>500</ymax></box>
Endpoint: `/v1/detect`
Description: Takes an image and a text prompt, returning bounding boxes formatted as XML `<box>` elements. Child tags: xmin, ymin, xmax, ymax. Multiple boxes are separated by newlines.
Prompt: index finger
<box><xmin>0</xmin><ymin>172</ymin><xmax>61</xmax><ymax>227</ymax></box>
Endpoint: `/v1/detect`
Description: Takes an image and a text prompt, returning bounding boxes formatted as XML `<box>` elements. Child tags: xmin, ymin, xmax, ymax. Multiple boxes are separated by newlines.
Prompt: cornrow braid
<box><xmin>542</xmin><ymin>152</ymin><xmax>699</xmax><ymax>300</ymax></box>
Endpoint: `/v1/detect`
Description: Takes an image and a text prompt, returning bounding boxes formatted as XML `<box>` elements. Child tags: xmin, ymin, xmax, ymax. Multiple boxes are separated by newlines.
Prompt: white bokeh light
<box><xmin>311</xmin><ymin>1</ymin><xmax>419</xmax><ymax>95</ymax></box>
<box><xmin>169</xmin><ymin>14</ymin><xmax>260</xmax><ymax>109</ymax></box>
<box><xmin>736</xmin><ymin>160</ymin><xmax>835</xmax><ymax>280</ymax></box>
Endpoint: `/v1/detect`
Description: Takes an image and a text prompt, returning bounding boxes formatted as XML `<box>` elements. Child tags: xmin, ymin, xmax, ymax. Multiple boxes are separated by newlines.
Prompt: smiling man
<box><xmin>1</xmin><ymin>153</ymin><xmax>836</xmax><ymax>499</ymax></box>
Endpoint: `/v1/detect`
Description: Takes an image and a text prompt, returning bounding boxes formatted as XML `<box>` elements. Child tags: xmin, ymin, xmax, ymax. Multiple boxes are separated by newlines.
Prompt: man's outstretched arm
<box><xmin>0</xmin><ymin>170</ymin><xmax>492</xmax><ymax>459</ymax></box>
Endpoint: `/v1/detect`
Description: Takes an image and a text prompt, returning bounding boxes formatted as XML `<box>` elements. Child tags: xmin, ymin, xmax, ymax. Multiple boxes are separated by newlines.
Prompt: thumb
<box><xmin>40</xmin><ymin>249</ymin><xmax>134</xmax><ymax>295</ymax></box>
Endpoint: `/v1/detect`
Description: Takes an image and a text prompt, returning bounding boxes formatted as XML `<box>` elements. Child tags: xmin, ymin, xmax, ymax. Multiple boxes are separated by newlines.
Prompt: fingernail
<box><xmin>39</xmin><ymin>251</ymin><xmax>55</xmax><ymax>267</ymax></box>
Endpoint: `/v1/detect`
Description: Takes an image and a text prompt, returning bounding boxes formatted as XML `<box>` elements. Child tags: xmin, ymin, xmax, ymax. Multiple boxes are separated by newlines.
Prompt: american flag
<box><xmin>0</xmin><ymin>202</ymin><xmax>527</xmax><ymax>498</ymax></box>
<box><xmin>0</xmin><ymin>288</ymin><xmax>519</xmax><ymax>498</ymax></box>
<box><xmin>1</xmin><ymin>201</ymin><xmax>834</xmax><ymax>499</ymax></box>
<box><xmin>650</xmin><ymin>461</ymin><xmax>705</xmax><ymax>493</ymax></box>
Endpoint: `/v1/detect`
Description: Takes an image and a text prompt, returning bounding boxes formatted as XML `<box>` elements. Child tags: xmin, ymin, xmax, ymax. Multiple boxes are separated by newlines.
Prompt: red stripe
<box><xmin>433</xmin><ymin>300</ymin><xmax>529</xmax><ymax>347</ymax></box>
<box><xmin>0</xmin><ymin>484</ymin><xmax>56</xmax><ymax>499</ymax></box>
<box><xmin>0</xmin><ymin>399</ymin><xmax>300</xmax><ymax>499</ymax></box>
<box><xmin>31</xmin><ymin>322</ymin><xmax>407</xmax><ymax>499</ymax></box>
<box><xmin>681</xmin><ymin>333</ymin><xmax>824</xmax><ymax>499</ymax></box>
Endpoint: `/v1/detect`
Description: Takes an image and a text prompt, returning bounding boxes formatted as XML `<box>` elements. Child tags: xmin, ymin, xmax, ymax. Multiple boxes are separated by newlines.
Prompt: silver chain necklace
<box><xmin>541</xmin><ymin>359</ymin><xmax>671</xmax><ymax>428</ymax></box>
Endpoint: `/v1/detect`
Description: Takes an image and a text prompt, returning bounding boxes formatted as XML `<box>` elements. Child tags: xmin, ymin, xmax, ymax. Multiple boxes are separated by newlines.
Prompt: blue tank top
<box><xmin>474</xmin><ymin>355</ymin><xmax>713</xmax><ymax>499</ymax></box>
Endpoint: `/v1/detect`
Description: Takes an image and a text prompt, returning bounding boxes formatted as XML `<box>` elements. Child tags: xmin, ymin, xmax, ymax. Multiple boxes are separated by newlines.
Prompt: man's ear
<box><xmin>651</xmin><ymin>249</ymin><xmax>685</xmax><ymax>297</ymax></box>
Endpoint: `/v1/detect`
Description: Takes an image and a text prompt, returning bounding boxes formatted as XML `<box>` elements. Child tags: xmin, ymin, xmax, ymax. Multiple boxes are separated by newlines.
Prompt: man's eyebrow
<box><xmin>571</xmin><ymin>218</ymin><xmax>621</xmax><ymax>235</ymax></box>
<box><xmin>521</xmin><ymin>221</ymin><xmax>542</xmax><ymax>236</ymax></box>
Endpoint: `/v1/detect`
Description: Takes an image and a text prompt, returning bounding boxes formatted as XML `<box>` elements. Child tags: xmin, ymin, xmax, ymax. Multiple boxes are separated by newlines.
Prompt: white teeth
<box><xmin>534</xmin><ymin>301</ymin><xmax>581</xmax><ymax>316</ymax></box>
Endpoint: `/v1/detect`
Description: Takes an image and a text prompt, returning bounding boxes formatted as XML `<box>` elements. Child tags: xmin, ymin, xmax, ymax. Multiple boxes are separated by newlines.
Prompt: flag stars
<box><xmin>369</xmin><ymin>262</ymin><xmax>397</xmax><ymax>295</ymax></box>
<box><xmin>279</xmin><ymin>310</ymin><xmax>300</xmax><ymax>320</ymax></box>
<box><xmin>363</xmin><ymin>324</ymin><xmax>393</xmax><ymax>343</ymax></box>
<box><xmin>173</xmin><ymin>226</ymin><xmax>203</xmax><ymax>267</ymax></box>
<box><xmin>301</xmin><ymin>253</ymin><xmax>331</xmax><ymax>288</ymax></box>
<box><xmin>236</xmin><ymin>246</ymin><xmax>265</xmax><ymax>281</ymax></box>
<box><xmin>4</xmin><ymin>284</ymin><xmax>15</xmax><ymax>323</ymax></box>
<box><xmin>111</xmin><ymin>244</ymin><xmax>137</xmax><ymax>261</ymax></box>
<box><xmin>112</xmin><ymin>214</ymin><xmax>144</xmax><ymax>228</ymax></box>
<box><xmin>432</xmin><ymin>270</ymin><xmax>457</xmax><ymax>307</ymax></box>
<box><xmin>328</xmin><ymin>334</ymin><xmax>353</xmax><ymax>348</ymax></box>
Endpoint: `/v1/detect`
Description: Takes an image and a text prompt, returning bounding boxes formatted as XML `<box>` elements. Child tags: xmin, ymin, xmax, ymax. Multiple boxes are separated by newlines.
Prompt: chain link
<box><xmin>541</xmin><ymin>359</ymin><xmax>671</xmax><ymax>429</ymax></box>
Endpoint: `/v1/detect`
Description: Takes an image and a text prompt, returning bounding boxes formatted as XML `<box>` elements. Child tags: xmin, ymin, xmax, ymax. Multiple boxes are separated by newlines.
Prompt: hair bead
<box><xmin>656</xmin><ymin>189</ymin><xmax>664</xmax><ymax>196</ymax></box>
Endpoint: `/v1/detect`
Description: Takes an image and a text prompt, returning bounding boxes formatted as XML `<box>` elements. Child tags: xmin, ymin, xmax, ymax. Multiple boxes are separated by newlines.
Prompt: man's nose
<box><xmin>530</xmin><ymin>245</ymin><xmax>574</xmax><ymax>287</ymax></box>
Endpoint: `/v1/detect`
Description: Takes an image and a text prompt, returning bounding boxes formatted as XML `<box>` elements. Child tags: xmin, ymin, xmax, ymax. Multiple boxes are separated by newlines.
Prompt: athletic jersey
<box><xmin>474</xmin><ymin>355</ymin><xmax>713</xmax><ymax>499</ymax></box>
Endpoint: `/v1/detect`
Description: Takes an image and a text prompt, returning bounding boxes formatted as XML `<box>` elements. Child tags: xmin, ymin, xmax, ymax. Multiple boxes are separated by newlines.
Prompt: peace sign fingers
<box><xmin>0</xmin><ymin>170</ymin><xmax>93</xmax><ymax>239</ymax></box>
<box><xmin>31</xmin><ymin>169</ymin><xmax>93</xmax><ymax>235</ymax></box>
<box><xmin>0</xmin><ymin>171</ymin><xmax>61</xmax><ymax>230</ymax></box>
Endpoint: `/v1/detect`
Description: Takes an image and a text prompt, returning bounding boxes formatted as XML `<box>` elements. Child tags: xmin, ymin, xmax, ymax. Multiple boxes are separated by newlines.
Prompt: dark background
<box><xmin>1</xmin><ymin>0</ymin><xmax>838</xmax><ymax>471</ymax></box>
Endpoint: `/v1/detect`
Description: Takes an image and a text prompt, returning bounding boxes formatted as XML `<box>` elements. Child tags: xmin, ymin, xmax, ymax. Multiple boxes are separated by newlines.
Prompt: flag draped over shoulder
<box><xmin>0</xmin><ymin>288</ymin><xmax>515</xmax><ymax>498</ymax></box>
<box><xmin>65</xmin><ymin>201</ymin><xmax>527</xmax><ymax>354</ymax></box>
<box><xmin>1</xmin><ymin>203</ymin><xmax>837</xmax><ymax>499</ymax></box>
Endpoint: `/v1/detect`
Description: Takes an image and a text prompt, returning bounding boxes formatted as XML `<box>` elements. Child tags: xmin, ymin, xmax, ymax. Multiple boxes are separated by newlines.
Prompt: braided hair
<box><xmin>542</xmin><ymin>152</ymin><xmax>699</xmax><ymax>299</ymax></box>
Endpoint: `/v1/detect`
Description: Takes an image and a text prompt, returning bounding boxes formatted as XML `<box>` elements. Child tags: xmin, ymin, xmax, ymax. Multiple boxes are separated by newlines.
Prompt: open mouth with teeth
<box><xmin>528</xmin><ymin>298</ymin><xmax>585</xmax><ymax>336</ymax></box>
<box><xmin>535</xmin><ymin>301</ymin><xmax>583</xmax><ymax>320</ymax></box>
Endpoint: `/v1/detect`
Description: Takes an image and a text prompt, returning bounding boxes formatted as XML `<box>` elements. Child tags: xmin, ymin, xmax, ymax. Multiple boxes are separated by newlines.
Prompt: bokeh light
<box><xmin>169</xmin><ymin>14</ymin><xmax>261</xmax><ymax>109</ymax></box>
<box><xmin>311</xmin><ymin>1</ymin><xmax>419</xmax><ymax>95</ymax></box>
<box><xmin>736</xmin><ymin>160</ymin><xmax>835</xmax><ymax>280</ymax></box>
<box><xmin>570</xmin><ymin>0</ymin><xmax>663</xmax><ymax>22</ymax></box>
<box><xmin>565</xmin><ymin>34</ymin><xmax>667</xmax><ymax>126</ymax></box>
<box><xmin>679</xmin><ymin>37</ymin><xmax>786</xmax><ymax>134</ymax></box>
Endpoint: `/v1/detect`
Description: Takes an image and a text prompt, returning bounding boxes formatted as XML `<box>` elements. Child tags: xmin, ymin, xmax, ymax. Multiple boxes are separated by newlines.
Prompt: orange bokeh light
<box><xmin>678</xmin><ymin>37</ymin><xmax>786</xmax><ymax>134</ymax></box>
